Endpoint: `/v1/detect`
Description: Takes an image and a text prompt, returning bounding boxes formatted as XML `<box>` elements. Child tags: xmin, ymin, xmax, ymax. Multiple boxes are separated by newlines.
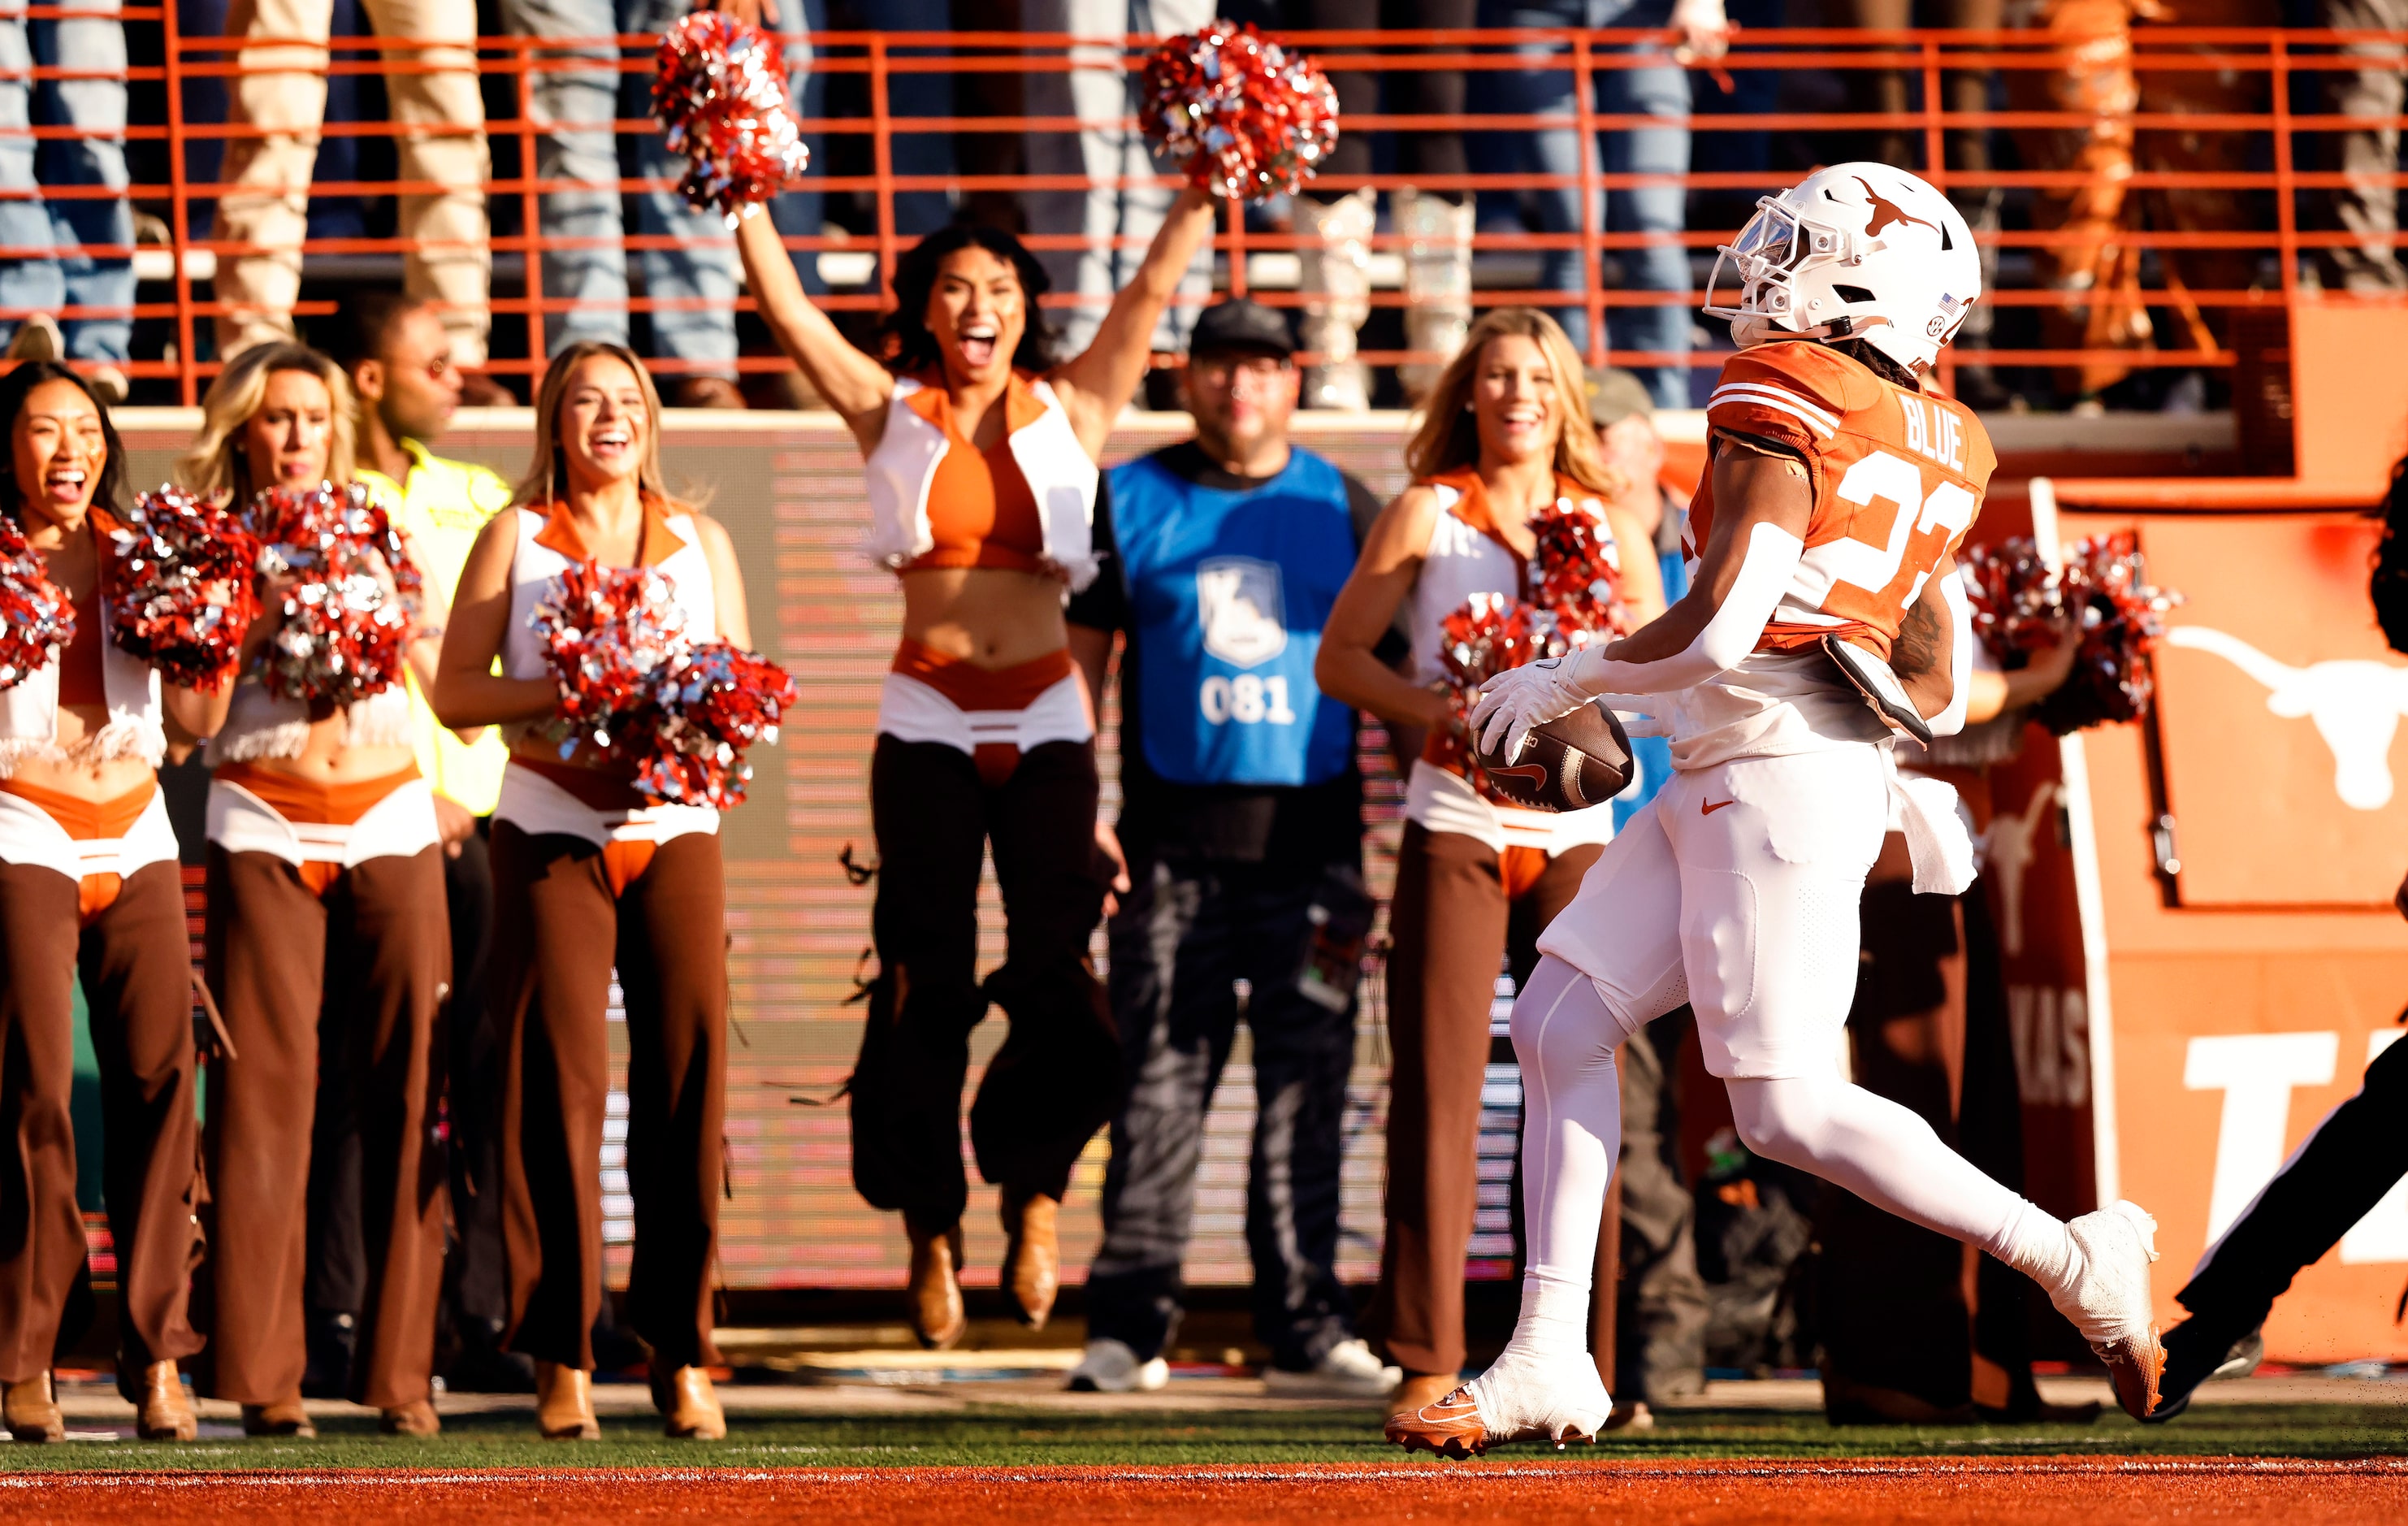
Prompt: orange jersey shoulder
<box><xmin>1691</xmin><ymin>342</ymin><xmax>1995</xmax><ymax>661</ymax></box>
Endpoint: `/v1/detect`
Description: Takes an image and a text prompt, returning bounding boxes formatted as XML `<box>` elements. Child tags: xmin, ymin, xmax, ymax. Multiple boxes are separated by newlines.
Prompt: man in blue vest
<box><xmin>1063</xmin><ymin>299</ymin><xmax>1399</xmax><ymax>1395</ymax></box>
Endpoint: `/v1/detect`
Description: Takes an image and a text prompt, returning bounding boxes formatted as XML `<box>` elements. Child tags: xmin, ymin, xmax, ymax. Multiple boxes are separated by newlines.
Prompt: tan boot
<box><xmin>999</xmin><ymin>1188</ymin><xmax>1061</xmax><ymax>1329</ymax></box>
<box><xmin>652</xmin><ymin>1365</ymin><xmax>727</xmax><ymax>1441</ymax></box>
<box><xmin>240</xmin><ymin>1398</ymin><xmax>317</xmax><ymax>1438</ymax></box>
<box><xmin>1386</xmin><ymin>1371</ymin><xmax>1461</xmax><ymax>1428</ymax></box>
<box><xmin>379</xmin><ymin>1398</ymin><xmax>441</xmax><ymax>1437</ymax></box>
<box><xmin>3</xmin><ymin>1373</ymin><xmax>63</xmax><ymax>1443</ymax></box>
<box><xmin>906</xmin><ymin>1220</ymin><xmax>968</xmax><ymax>1350</ymax></box>
<box><xmin>535</xmin><ymin>1361</ymin><xmax>601</xmax><ymax>1440</ymax></box>
<box><xmin>132</xmin><ymin>1361</ymin><xmax>197</xmax><ymax>1441</ymax></box>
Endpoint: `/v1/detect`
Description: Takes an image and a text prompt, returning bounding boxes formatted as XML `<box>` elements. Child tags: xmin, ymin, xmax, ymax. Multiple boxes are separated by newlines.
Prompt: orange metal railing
<box><xmin>1</xmin><ymin>20</ymin><xmax>2402</xmax><ymax>404</ymax></box>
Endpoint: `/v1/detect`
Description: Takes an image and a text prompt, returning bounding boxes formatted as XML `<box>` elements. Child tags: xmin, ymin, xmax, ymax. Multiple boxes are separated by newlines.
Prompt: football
<box><xmin>1472</xmin><ymin>700</ymin><xmax>1636</xmax><ymax>813</ymax></box>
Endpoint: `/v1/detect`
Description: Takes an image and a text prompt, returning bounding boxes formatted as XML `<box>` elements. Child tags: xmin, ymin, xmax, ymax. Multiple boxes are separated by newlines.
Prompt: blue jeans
<box><xmin>881</xmin><ymin>0</ymin><xmax>956</xmax><ymax>241</ymax></box>
<box><xmin>1085</xmin><ymin>853</ymin><xmax>1368</xmax><ymax>1368</ymax></box>
<box><xmin>0</xmin><ymin>0</ymin><xmax>132</xmax><ymax>363</ymax></box>
<box><xmin>507</xmin><ymin>0</ymin><xmax>825</xmax><ymax>367</ymax></box>
<box><xmin>1476</xmin><ymin>0</ymin><xmax>1691</xmax><ymax>406</ymax></box>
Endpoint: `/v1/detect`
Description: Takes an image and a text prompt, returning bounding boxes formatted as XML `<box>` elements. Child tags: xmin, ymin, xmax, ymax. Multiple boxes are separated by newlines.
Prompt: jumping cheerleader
<box><xmin>730</xmin><ymin>187</ymin><xmax>1217</xmax><ymax>1346</ymax></box>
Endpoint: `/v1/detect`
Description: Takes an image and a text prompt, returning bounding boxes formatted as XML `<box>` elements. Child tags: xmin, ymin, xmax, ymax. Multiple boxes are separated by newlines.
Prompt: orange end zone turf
<box><xmin>3</xmin><ymin>1459</ymin><xmax>2403</xmax><ymax>1524</ymax></box>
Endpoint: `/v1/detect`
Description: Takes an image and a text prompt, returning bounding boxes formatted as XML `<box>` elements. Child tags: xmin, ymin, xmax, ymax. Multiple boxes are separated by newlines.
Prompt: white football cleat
<box><xmin>1065</xmin><ymin>1337</ymin><xmax>1170</xmax><ymax>1394</ymax></box>
<box><xmin>1384</xmin><ymin>1350</ymin><xmax>1611</xmax><ymax>1458</ymax></box>
<box><xmin>1262</xmin><ymin>1338</ymin><xmax>1401</xmax><ymax>1398</ymax></box>
<box><xmin>2051</xmin><ymin>1199</ymin><xmax>2166</xmax><ymax>1420</ymax></box>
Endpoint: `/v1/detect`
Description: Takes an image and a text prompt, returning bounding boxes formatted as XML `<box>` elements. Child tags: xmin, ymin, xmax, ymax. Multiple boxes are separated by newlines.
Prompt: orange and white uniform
<box><xmin>1533</xmin><ymin>341</ymin><xmax>1997</xmax><ymax>1080</ymax></box>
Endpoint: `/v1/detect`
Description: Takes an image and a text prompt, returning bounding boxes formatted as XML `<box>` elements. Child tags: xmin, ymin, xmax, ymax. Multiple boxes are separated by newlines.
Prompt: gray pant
<box><xmin>1020</xmin><ymin>0</ymin><xmax>1214</xmax><ymax>357</ymax></box>
<box><xmin>505</xmin><ymin>0</ymin><xmax>825</xmax><ymax>370</ymax></box>
<box><xmin>1085</xmin><ymin>853</ymin><xmax>1368</xmax><ymax>1368</ymax></box>
<box><xmin>2314</xmin><ymin>0</ymin><xmax>2406</xmax><ymax>293</ymax></box>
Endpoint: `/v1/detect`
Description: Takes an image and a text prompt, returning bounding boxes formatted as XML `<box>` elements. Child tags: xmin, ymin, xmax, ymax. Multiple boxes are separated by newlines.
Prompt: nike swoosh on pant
<box><xmin>1701</xmin><ymin>798</ymin><xmax>1736</xmax><ymax>815</ymax></box>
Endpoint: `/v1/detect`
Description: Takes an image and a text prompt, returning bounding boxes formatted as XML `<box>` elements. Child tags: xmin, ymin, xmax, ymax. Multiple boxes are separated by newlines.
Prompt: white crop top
<box><xmin>861</xmin><ymin>375</ymin><xmax>1099</xmax><ymax>592</ymax></box>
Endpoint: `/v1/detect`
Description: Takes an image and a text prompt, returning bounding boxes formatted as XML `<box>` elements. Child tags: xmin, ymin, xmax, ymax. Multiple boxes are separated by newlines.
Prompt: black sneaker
<box><xmin>300</xmin><ymin>1309</ymin><xmax>357</xmax><ymax>1399</ymax></box>
<box><xmin>2143</xmin><ymin>1320</ymin><xmax>2263</xmax><ymax>1423</ymax></box>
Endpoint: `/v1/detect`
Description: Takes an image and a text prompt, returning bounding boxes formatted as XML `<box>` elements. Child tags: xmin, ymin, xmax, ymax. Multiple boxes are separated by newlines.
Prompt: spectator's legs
<box><xmin>1024</xmin><ymin>0</ymin><xmax>1140</xmax><ymax>358</ymax></box>
<box><xmin>1084</xmin><ymin>858</ymin><xmax>1238</xmax><ymax>1363</ymax></box>
<box><xmin>1291</xmin><ymin>0</ymin><xmax>1378</xmax><ymax>410</ymax></box>
<box><xmin>1107</xmin><ymin>0</ymin><xmax>1214</xmax><ymax>356</ymax></box>
<box><xmin>1598</xmin><ymin>5</ymin><xmax>1691</xmax><ymax>409</ymax></box>
<box><xmin>1479</xmin><ymin>0</ymin><xmax>1585</xmax><ymax>350</ymax></box>
<box><xmin>881</xmin><ymin>0</ymin><xmax>957</xmax><ymax>240</ymax></box>
<box><xmin>768</xmin><ymin>0</ymin><xmax>828</xmax><ymax>298</ymax></box>
<box><xmin>1387</xmin><ymin>0</ymin><xmax>1475</xmax><ymax>400</ymax></box>
<box><xmin>0</xmin><ymin>14</ymin><xmax>64</xmax><ymax>349</ymax></box>
<box><xmin>1240</xmin><ymin>862</ymin><xmax>1364</xmax><ymax>1371</ymax></box>
<box><xmin>621</xmin><ymin>0</ymin><xmax>738</xmax><ymax>387</ymax></box>
<box><xmin>31</xmin><ymin>0</ymin><xmax>133</xmax><ymax>367</ymax></box>
<box><xmin>2314</xmin><ymin>0</ymin><xmax>2406</xmax><ymax>294</ymax></box>
<box><xmin>214</xmin><ymin>0</ymin><xmax>333</xmax><ymax>357</ymax></box>
<box><xmin>506</xmin><ymin>0</ymin><xmax>627</xmax><ymax>355</ymax></box>
<box><xmin>360</xmin><ymin>0</ymin><xmax>492</xmax><ymax>366</ymax></box>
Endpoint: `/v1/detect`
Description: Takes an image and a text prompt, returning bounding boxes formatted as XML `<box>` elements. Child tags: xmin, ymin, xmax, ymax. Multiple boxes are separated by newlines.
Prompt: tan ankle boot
<box><xmin>652</xmin><ymin>1365</ymin><xmax>726</xmax><ymax>1440</ymax></box>
<box><xmin>132</xmin><ymin>1362</ymin><xmax>197</xmax><ymax>1441</ymax></box>
<box><xmin>3</xmin><ymin>1373</ymin><xmax>63</xmax><ymax>1443</ymax></box>
<box><xmin>999</xmin><ymin>1188</ymin><xmax>1061</xmax><ymax>1329</ymax></box>
<box><xmin>534</xmin><ymin>1360</ymin><xmax>600</xmax><ymax>1440</ymax></box>
<box><xmin>905</xmin><ymin>1220</ymin><xmax>968</xmax><ymax>1350</ymax></box>
<box><xmin>1387</xmin><ymin>1371</ymin><xmax>1462</xmax><ymax>1426</ymax></box>
<box><xmin>379</xmin><ymin>1398</ymin><xmax>441</xmax><ymax>1436</ymax></box>
<box><xmin>240</xmin><ymin>1398</ymin><xmax>316</xmax><ymax>1438</ymax></box>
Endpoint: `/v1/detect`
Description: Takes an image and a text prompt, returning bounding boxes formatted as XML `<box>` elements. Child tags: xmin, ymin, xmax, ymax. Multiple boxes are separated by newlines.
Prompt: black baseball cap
<box><xmin>1188</xmin><ymin>298</ymin><xmax>1295</xmax><ymax>361</ymax></box>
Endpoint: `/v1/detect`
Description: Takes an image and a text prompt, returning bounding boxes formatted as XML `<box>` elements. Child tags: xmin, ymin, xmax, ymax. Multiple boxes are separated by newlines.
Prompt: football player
<box><xmin>1386</xmin><ymin>163</ymin><xmax>2167</xmax><ymax>1454</ymax></box>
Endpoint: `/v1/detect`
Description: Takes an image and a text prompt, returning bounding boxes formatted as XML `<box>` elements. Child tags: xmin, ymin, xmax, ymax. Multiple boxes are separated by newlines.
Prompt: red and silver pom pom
<box><xmin>639</xmin><ymin>641</ymin><xmax>798</xmax><ymax>809</ymax></box>
<box><xmin>0</xmin><ymin>512</ymin><xmax>76</xmax><ymax>691</ymax></box>
<box><xmin>654</xmin><ymin>11</ymin><xmax>811</xmax><ymax>227</ymax></box>
<box><xmin>2033</xmin><ymin>532</ymin><xmax>2184</xmax><ymax>735</ymax></box>
<box><xmin>109</xmin><ymin>485</ymin><xmax>260</xmax><ymax>692</ymax></box>
<box><xmin>530</xmin><ymin>560</ymin><xmax>691</xmax><ymax>756</ymax></box>
<box><xmin>1529</xmin><ymin>496</ymin><xmax>1634</xmax><ymax>643</ymax></box>
<box><xmin>1141</xmin><ymin>21</ymin><xmax>1339</xmax><ymax>202</ymax></box>
<box><xmin>1960</xmin><ymin>536</ymin><xmax>2064</xmax><ymax>662</ymax></box>
<box><xmin>241</xmin><ymin>482</ymin><xmax>422</xmax><ymax>709</ymax></box>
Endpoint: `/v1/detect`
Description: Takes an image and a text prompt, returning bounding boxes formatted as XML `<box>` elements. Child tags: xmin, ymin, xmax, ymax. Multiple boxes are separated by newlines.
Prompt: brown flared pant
<box><xmin>1362</xmin><ymin>822</ymin><xmax>1600</xmax><ymax>1379</ymax></box>
<box><xmin>492</xmin><ymin>825</ymin><xmax>726</xmax><ymax>1373</ymax></box>
<box><xmin>201</xmin><ymin>846</ymin><xmax>450</xmax><ymax>1410</ymax></box>
<box><xmin>0</xmin><ymin>860</ymin><xmax>204</xmax><ymax>1384</ymax></box>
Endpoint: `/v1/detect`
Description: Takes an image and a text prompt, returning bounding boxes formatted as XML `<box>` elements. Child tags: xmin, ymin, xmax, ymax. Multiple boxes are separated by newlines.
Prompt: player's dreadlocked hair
<box><xmin>2373</xmin><ymin>453</ymin><xmax>2408</xmax><ymax>654</ymax></box>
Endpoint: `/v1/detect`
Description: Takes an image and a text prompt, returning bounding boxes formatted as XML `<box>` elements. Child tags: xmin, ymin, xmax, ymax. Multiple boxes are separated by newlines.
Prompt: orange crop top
<box><xmin>903</xmin><ymin>373</ymin><xmax>1046</xmax><ymax>575</ymax></box>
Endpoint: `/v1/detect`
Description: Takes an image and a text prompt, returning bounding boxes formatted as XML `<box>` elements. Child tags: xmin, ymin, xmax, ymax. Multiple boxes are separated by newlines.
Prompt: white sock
<box><xmin>1984</xmin><ymin>1194</ymin><xmax>2081</xmax><ymax>1302</ymax></box>
<box><xmin>1497</xmin><ymin>1271</ymin><xmax>1592</xmax><ymax>1363</ymax></box>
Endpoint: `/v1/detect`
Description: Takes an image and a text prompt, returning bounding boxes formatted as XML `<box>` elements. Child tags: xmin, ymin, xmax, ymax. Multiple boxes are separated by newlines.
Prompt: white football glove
<box><xmin>1470</xmin><ymin>657</ymin><xmax>1593</xmax><ymax>761</ymax></box>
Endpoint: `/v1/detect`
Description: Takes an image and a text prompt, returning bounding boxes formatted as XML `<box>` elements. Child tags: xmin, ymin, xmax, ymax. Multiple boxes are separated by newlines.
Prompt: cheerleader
<box><xmin>177</xmin><ymin>343</ymin><xmax>450</xmax><ymax>1437</ymax></box>
<box><xmin>730</xmin><ymin>187</ymin><xmax>1217</xmax><ymax>1347</ymax></box>
<box><xmin>1314</xmin><ymin>309</ymin><xmax>1665</xmax><ymax>1420</ymax></box>
<box><xmin>435</xmin><ymin>344</ymin><xmax>751</xmax><ymax>1441</ymax></box>
<box><xmin>0</xmin><ymin>362</ymin><xmax>226</xmax><ymax>1443</ymax></box>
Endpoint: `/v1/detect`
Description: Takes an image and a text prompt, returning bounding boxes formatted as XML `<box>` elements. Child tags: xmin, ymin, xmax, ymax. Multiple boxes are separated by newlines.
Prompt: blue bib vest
<box><xmin>1108</xmin><ymin>449</ymin><xmax>1358</xmax><ymax>788</ymax></box>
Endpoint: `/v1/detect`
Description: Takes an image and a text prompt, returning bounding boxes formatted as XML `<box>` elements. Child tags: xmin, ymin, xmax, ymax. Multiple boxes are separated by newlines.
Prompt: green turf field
<box><xmin>3</xmin><ymin>1402</ymin><xmax>2401</xmax><ymax>1472</ymax></box>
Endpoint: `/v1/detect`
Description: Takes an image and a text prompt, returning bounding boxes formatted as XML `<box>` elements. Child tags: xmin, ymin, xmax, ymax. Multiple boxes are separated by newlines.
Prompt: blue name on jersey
<box><xmin>1109</xmin><ymin>449</ymin><xmax>1358</xmax><ymax>788</ymax></box>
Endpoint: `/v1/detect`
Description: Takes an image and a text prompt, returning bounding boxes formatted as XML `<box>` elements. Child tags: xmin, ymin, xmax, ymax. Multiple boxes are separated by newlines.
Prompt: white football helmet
<box><xmin>1702</xmin><ymin>163</ymin><xmax>1981</xmax><ymax>375</ymax></box>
